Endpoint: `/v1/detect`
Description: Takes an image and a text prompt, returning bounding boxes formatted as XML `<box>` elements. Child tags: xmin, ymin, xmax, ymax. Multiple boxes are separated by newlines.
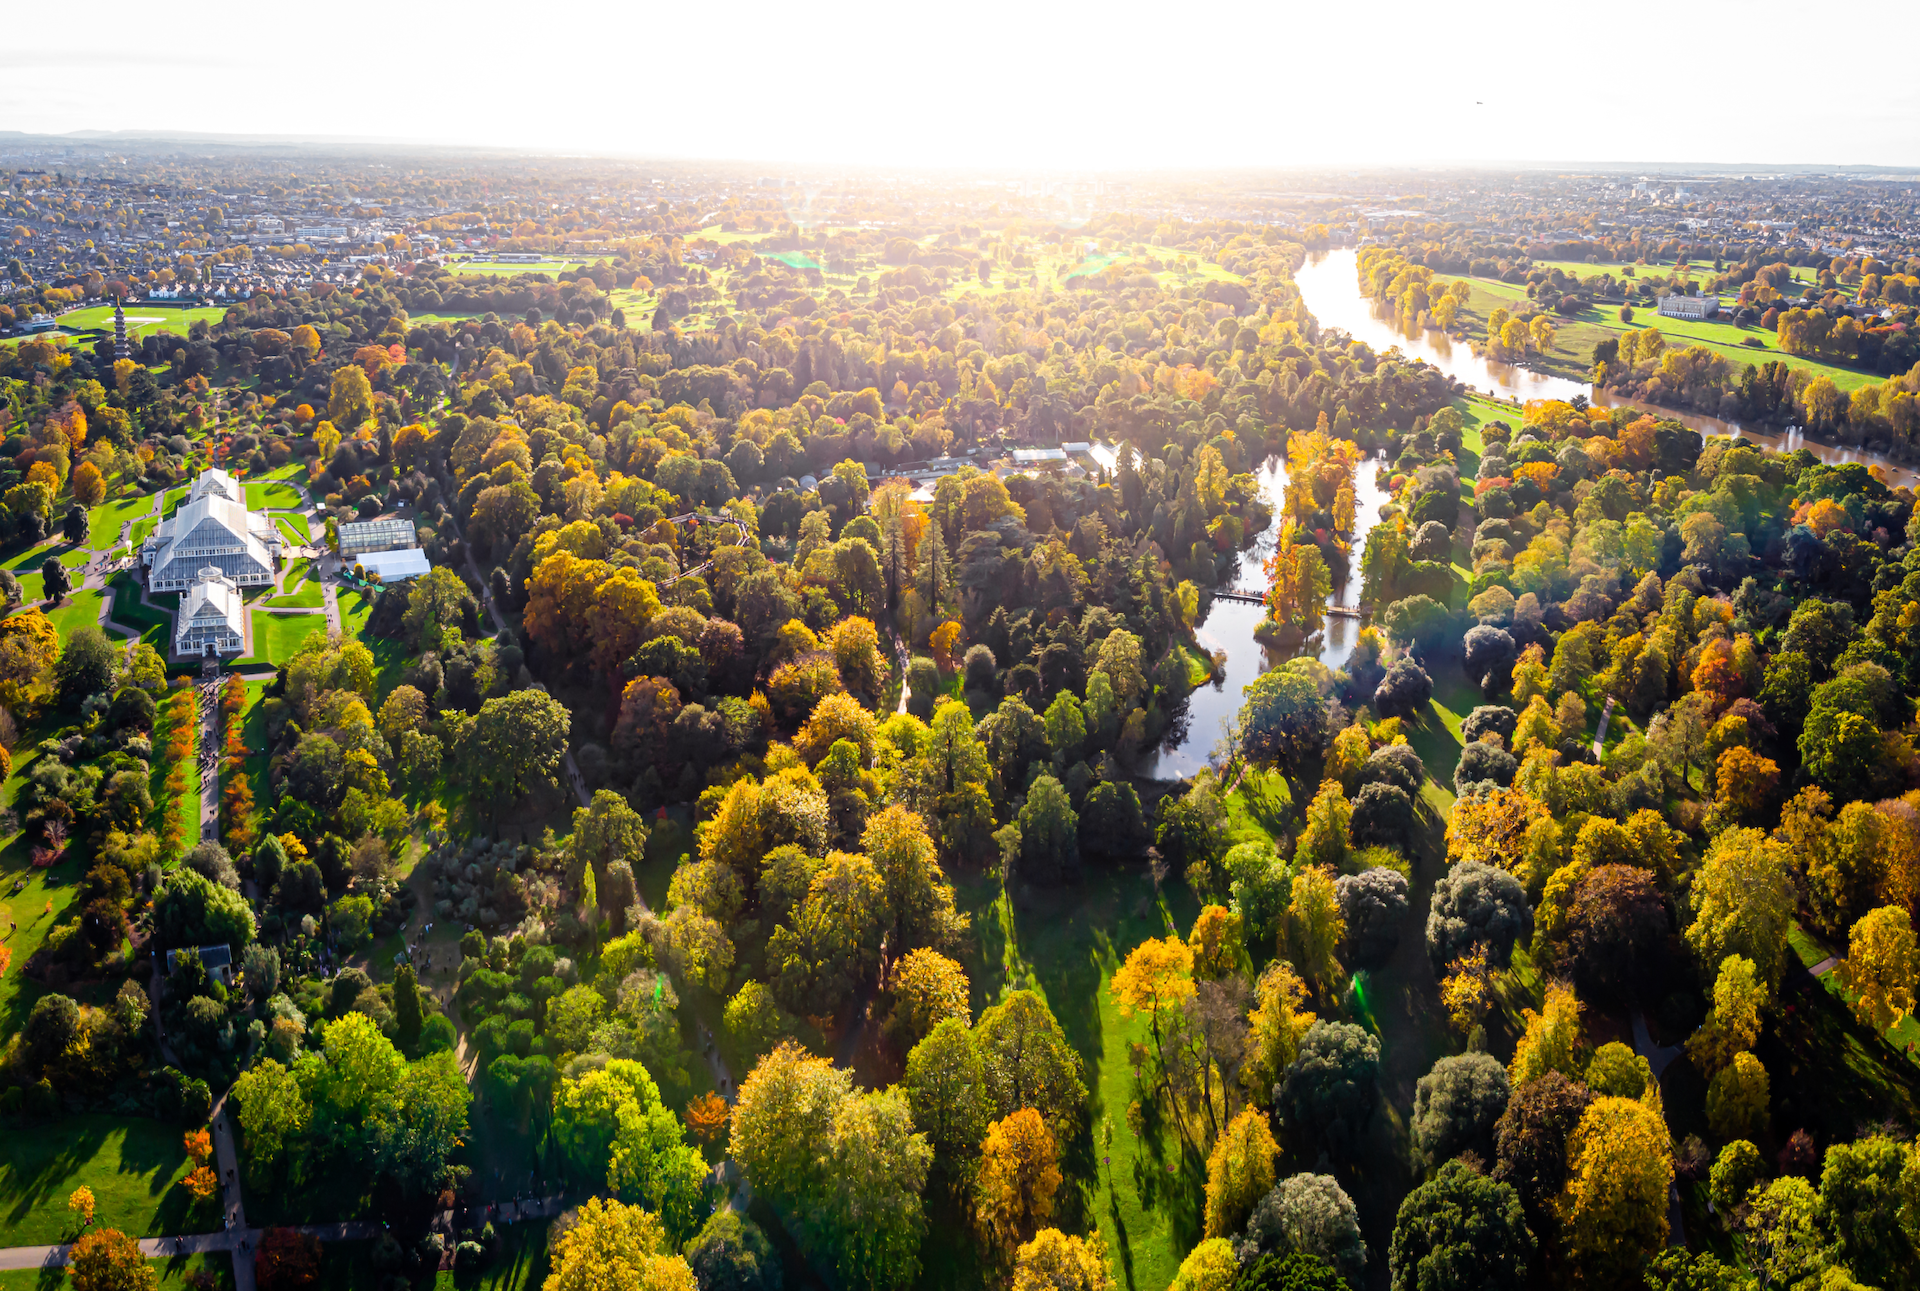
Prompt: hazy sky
<box><xmin>6</xmin><ymin>0</ymin><xmax>1919</xmax><ymax>171</ymax></box>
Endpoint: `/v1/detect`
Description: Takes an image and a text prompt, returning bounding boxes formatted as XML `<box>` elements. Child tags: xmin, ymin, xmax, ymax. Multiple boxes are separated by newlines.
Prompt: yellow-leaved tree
<box><xmin>1509</xmin><ymin>982</ymin><xmax>1584</xmax><ymax>1087</ymax></box>
<box><xmin>544</xmin><ymin>1197</ymin><xmax>694</xmax><ymax>1291</ymax></box>
<box><xmin>1202</xmin><ymin>1107</ymin><xmax>1278</xmax><ymax>1238</ymax></box>
<box><xmin>1560</xmin><ymin>1097</ymin><xmax>1673</xmax><ymax>1280</ymax></box>
<box><xmin>1840</xmin><ymin>906</ymin><xmax>1920</xmax><ymax>1031</ymax></box>
<box><xmin>1012</xmin><ymin>1230</ymin><xmax>1113</xmax><ymax>1291</ymax></box>
<box><xmin>975</xmin><ymin>1108</ymin><xmax>1062</xmax><ymax>1258</ymax></box>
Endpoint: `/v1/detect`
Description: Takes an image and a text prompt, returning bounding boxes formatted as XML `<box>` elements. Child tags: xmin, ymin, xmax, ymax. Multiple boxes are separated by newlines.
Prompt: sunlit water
<box><xmin>1133</xmin><ymin>250</ymin><xmax>1918</xmax><ymax>778</ymax></box>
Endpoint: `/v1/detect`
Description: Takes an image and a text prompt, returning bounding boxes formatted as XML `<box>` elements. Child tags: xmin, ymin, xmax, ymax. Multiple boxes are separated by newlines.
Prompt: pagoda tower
<box><xmin>112</xmin><ymin>299</ymin><xmax>130</xmax><ymax>361</ymax></box>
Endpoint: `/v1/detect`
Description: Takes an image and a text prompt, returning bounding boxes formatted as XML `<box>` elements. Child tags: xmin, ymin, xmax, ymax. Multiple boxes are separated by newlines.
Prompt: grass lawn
<box><xmin>0</xmin><ymin>1116</ymin><xmax>210</xmax><ymax>1245</ymax></box>
<box><xmin>54</xmin><ymin>305</ymin><xmax>226</xmax><ymax>341</ymax></box>
<box><xmin>1</xmin><ymin>544</ymin><xmax>60</xmax><ymax>574</ymax></box>
<box><xmin>40</xmin><ymin>591</ymin><xmax>108</xmax><ymax>644</ymax></box>
<box><xmin>1454</xmin><ymin>278</ymin><xmax>1879</xmax><ymax>394</ymax></box>
<box><xmin>85</xmin><ymin>494</ymin><xmax>160</xmax><ymax>551</ymax></box>
<box><xmin>244</xmin><ymin>481</ymin><xmax>304</xmax><ymax>511</ymax></box>
<box><xmin>267</xmin><ymin>560</ymin><xmax>323</xmax><ymax>609</ymax></box>
<box><xmin>162</xmin><ymin>489</ymin><xmax>186</xmax><ymax>519</ymax></box>
<box><xmin>128</xmin><ymin>517</ymin><xmax>157</xmax><ymax>552</ymax></box>
<box><xmin>107</xmin><ymin>574</ymin><xmax>172</xmax><ymax>651</ymax></box>
<box><xmin>0</xmin><ymin>1252</ymin><xmax>233</xmax><ymax>1291</ymax></box>
<box><xmin>276</xmin><ymin>514</ymin><xmax>312</xmax><ymax>545</ymax></box>
<box><xmin>249</xmin><ymin>611</ymin><xmax>328</xmax><ymax>666</ymax></box>
<box><xmin>943</xmin><ymin>864</ymin><xmax>1200</xmax><ymax>1291</ymax></box>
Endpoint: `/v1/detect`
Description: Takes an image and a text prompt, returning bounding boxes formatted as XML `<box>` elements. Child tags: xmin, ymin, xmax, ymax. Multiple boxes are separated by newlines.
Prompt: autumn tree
<box><xmin>1287</xmin><ymin>866</ymin><xmax>1346</xmax><ymax>1002</ymax></box>
<box><xmin>1508</xmin><ymin>983</ymin><xmax>1584</xmax><ymax>1087</ymax></box>
<box><xmin>975</xmin><ymin>1108</ymin><xmax>1062</xmax><ymax>1257</ymax></box>
<box><xmin>1203</xmin><ymin>1107</ymin><xmax>1278</xmax><ymax>1238</ymax></box>
<box><xmin>1705</xmin><ymin>1051</ymin><xmax>1769</xmax><ymax>1142</ymax></box>
<box><xmin>544</xmin><ymin>1198</ymin><xmax>695</xmax><ymax>1291</ymax></box>
<box><xmin>1011</xmin><ymin>1230</ymin><xmax>1113</xmax><ymax>1291</ymax></box>
<box><xmin>887</xmin><ymin>948</ymin><xmax>971</xmax><ymax>1046</ymax></box>
<box><xmin>1561</xmin><ymin>1097</ymin><xmax>1673</xmax><ymax>1280</ymax></box>
<box><xmin>69</xmin><ymin>1227</ymin><xmax>156</xmax><ymax>1291</ymax></box>
<box><xmin>1840</xmin><ymin>906</ymin><xmax>1920</xmax><ymax>1031</ymax></box>
<box><xmin>1685</xmin><ymin>827</ymin><xmax>1795</xmax><ymax>991</ymax></box>
<box><xmin>1685</xmin><ymin>954</ymin><xmax>1767</xmax><ymax>1077</ymax></box>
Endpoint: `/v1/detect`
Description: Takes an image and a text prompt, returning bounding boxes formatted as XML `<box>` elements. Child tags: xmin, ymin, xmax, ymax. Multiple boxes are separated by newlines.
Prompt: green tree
<box><xmin>392</xmin><ymin>964</ymin><xmax>423</xmax><ymax>1056</ymax></box>
<box><xmin>452</xmin><ymin>688</ymin><xmax>570</xmax><ymax>819</ymax></box>
<box><xmin>1015</xmin><ymin>775</ymin><xmax>1079</xmax><ymax>884</ymax></box>
<box><xmin>1818</xmin><ymin>1133</ymin><xmax>1913</xmax><ymax>1286</ymax></box>
<box><xmin>1388</xmin><ymin>1160</ymin><xmax>1533</xmax><ymax>1291</ymax></box>
<box><xmin>231</xmin><ymin>1058</ymin><xmax>310</xmax><ymax>1184</ymax></box>
<box><xmin>901</xmin><ymin>1017</ymin><xmax>989</xmax><ymax>1166</ymax></box>
<box><xmin>1685</xmin><ymin>828</ymin><xmax>1795</xmax><ymax>991</ymax></box>
<box><xmin>975</xmin><ymin>991</ymin><xmax>1087</xmax><ymax>1139</ymax></box>
<box><xmin>153</xmin><ymin>867</ymin><xmax>256</xmax><ymax>953</ymax></box>
<box><xmin>369</xmin><ymin>1051</ymin><xmax>473</xmax><ymax>1203</ymax></box>
<box><xmin>53</xmin><ymin>625</ymin><xmax>114</xmax><ymax>709</ymax></box>
<box><xmin>1410</xmin><ymin>1052</ymin><xmax>1511</xmax><ymax>1170</ymax></box>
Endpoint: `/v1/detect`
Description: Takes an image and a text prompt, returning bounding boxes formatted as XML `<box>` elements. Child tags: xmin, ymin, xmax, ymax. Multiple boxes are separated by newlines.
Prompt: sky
<box><xmin>5</xmin><ymin>0</ymin><xmax>1919</xmax><ymax>172</ymax></box>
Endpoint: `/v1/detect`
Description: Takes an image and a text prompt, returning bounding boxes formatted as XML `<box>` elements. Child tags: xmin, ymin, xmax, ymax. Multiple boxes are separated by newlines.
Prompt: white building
<box><xmin>354</xmin><ymin>548</ymin><xmax>430</xmax><ymax>582</ymax></box>
<box><xmin>188</xmin><ymin>467</ymin><xmax>242</xmax><ymax>505</ymax></box>
<box><xmin>174</xmin><ymin>567</ymin><xmax>245</xmax><ymax>657</ymax></box>
<box><xmin>1657</xmin><ymin>294</ymin><xmax>1719</xmax><ymax>320</ymax></box>
<box><xmin>143</xmin><ymin>471</ymin><xmax>282</xmax><ymax>592</ymax></box>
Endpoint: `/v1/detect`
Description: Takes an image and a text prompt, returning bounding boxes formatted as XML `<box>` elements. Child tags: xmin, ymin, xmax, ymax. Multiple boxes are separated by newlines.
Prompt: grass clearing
<box><xmin>108</xmin><ymin>573</ymin><xmax>172</xmax><ymax>651</ymax></box>
<box><xmin>54</xmin><ymin>304</ymin><xmax>227</xmax><ymax>341</ymax></box>
<box><xmin>267</xmin><ymin>560</ymin><xmax>323</xmax><ymax>609</ymax></box>
<box><xmin>86</xmin><ymin>494</ymin><xmax>159</xmax><ymax>551</ymax></box>
<box><xmin>244</xmin><ymin>481</ymin><xmax>304</xmax><ymax>511</ymax></box>
<box><xmin>276</xmin><ymin>514</ymin><xmax>312</xmax><ymax>545</ymax></box>
<box><xmin>944</xmin><ymin>863</ymin><xmax>1199</xmax><ymax>1291</ymax></box>
<box><xmin>250</xmin><ymin>611</ymin><xmax>328</xmax><ymax>666</ymax></box>
<box><xmin>41</xmin><ymin>590</ymin><xmax>108</xmax><ymax>644</ymax></box>
<box><xmin>1454</xmin><ymin>279</ymin><xmax>1879</xmax><ymax>393</ymax></box>
<box><xmin>0</xmin><ymin>1115</ymin><xmax>208</xmax><ymax>1245</ymax></box>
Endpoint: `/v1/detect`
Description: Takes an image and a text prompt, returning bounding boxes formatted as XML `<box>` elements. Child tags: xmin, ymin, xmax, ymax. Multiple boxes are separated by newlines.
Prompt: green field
<box><xmin>53</xmin><ymin>304</ymin><xmax>228</xmax><ymax>341</ymax></box>
<box><xmin>108</xmin><ymin>574</ymin><xmax>172</xmax><ymax>651</ymax></box>
<box><xmin>41</xmin><ymin>590</ymin><xmax>108</xmax><ymax>643</ymax></box>
<box><xmin>1456</xmin><ymin>278</ymin><xmax>1879</xmax><ymax>393</ymax></box>
<box><xmin>0</xmin><ymin>1116</ymin><xmax>206</xmax><ymax>1245</ymax></box>
<box><xmin>249</xmin><ymin>611</ymin><xmax>328</xmax><ymax>666</ymax></box>
<box><xmin>162</xmin><ymin>489</ymin><xmax>186</xmax><ymax>519</ymax></box>
<box><xmin>267</xmin><ymin>561</ymin><xmax>324</xmax><ymax>609</ymax></box>
<box><xmin>244</xmin><ymin>481</ymin><xmax>304</xmax><ymax>511</ymax></box>
<box><xmin>275</xmin><ymin>514</ymin><xmax>312</xmax><ymax>545</ymax></box>
<box><xmin>939</xmin><ymin>863</ymin><xmax>1200</xmax><ymax>1291</ymax></box>
<box><xmin>2</xmin><ymin>544</ymin><xmax>68</xmax><ymax>574</ymax></box>
<box><xmin>86</xmin><ymin>494</ymin><xmax>160</xmax><ymax>551</ymax></box>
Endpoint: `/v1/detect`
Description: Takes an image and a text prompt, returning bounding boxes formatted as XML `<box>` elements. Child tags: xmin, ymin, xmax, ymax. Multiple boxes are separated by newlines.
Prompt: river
<box><xmin>1137</xmin><ymin>246</ymin><xmax>1920</xmax><ymax>779</ymax></box>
